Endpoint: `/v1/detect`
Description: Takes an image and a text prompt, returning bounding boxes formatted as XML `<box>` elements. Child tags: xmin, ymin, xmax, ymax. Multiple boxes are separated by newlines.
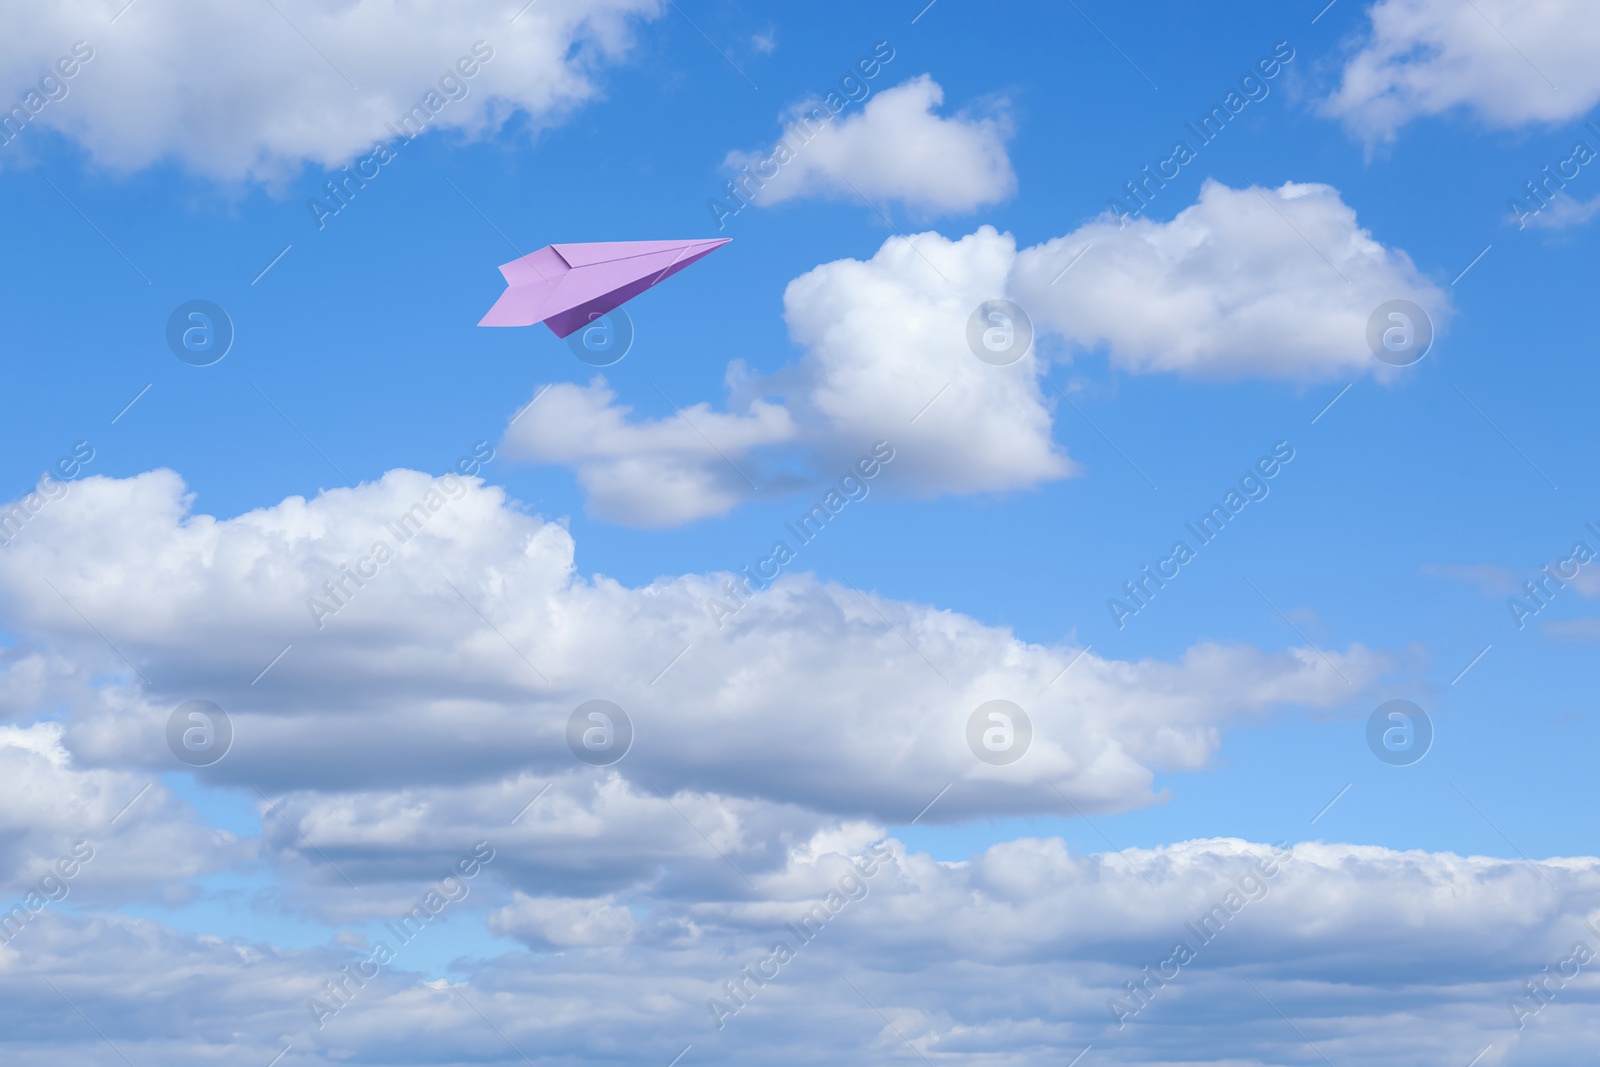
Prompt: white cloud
<box><xmin>491</xmin><ymin>891</ymin><xmax>638</xmax><ymax>947</ymax></box>
<box><xmin>780</xmin><ymin>227</ymin><xmax>1066</xmax><ymax>491</ymax></box>
<box><xmin>725</xmin><ymin>75</ymin><xmax>1015</xmax><ymax>215</ymax></box>
<box><xmin>1323</xmin><ymin>0</ymin><xmax>1600</xmax><ymax>138</ymax></box>
<box><xmin>1524</xmin><ymin>191</ymin><xmax>1600</xmax><ymax>230</ymax></box>
<box><xmin>0</xmin><ymin>469</ymin><xmax>1385</xmax><ymax>858</ymax></box>
<box><xmin>505</xmin><ymin>227</ymin><xmax>1072</xmax><ymax>525</ymax></box>
<box><xmin>0</xmin><ymin>471</ymin><xmax>1588</xmax><ymax>1065</ymax></box>
<box><xmin>0</xmin><ymin>0</ymin><xmax>660</xmax><ymax>181</ymax></box>
<box><xmin>1012</xmin><ymin>180</ymin><xmax>1450</xmax><ymax>380</ymax></box>
<box><xmin>5</xmin><ymin>836</ymin><xmax>1600</xmax><ymax>1064</ymax></box>
<box><xmin>503</xmin><ymin>380</ymin><xmax>796</xmax><ymax>525</ymax></box>
<box><xmin>511</xmin><ymin>182</ymin><xmax>1440</xmax><ymax>524</ymax></box>
<box><xmin>0</xmin><ymin>723</ymin><xmax>240</xmax><ymax>909</ymax></box>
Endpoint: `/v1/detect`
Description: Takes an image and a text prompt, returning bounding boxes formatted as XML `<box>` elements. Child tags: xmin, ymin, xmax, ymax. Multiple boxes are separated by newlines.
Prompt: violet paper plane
<box><xmin>478</xmin><ymin>238</ymin><xmax>731</xmax><ymax>337</ymax></box>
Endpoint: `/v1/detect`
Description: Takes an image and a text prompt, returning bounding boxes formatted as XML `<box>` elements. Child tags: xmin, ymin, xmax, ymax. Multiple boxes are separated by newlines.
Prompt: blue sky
<box><xmin>2</xmin><ymin>1</ymin><xmax>1599</xmax><ymax>1064</ymax></box>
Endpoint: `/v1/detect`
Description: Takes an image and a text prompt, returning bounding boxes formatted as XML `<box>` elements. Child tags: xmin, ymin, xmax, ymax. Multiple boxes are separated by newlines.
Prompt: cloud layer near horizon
<box><xmin>0</xmin><ymin>471</ymin><xmax>1586</xmax><ymax>1067</ymax></box>
<box><xmin>4</xmin><ymin>830</ymin><xmax>1599</xmax><ymax>1066</ymax></box>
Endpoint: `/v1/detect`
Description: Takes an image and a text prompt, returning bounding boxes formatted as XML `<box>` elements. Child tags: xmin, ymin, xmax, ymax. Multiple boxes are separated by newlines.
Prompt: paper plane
<box><xmin>478</xmin><ymin>239</ymin><xmax>731</xmax><ymax>337</ymax></box>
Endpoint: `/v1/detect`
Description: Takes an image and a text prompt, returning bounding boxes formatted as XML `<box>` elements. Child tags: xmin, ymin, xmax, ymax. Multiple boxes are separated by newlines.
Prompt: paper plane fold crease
<box><xmin>478</xmin><ymin>238</ymin><xmax>731</xmax><ymax>337</ymax></box>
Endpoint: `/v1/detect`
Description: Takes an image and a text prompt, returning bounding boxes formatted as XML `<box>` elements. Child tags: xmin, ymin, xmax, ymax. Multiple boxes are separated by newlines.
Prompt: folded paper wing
<box><xmin>478</xmin><ymin>239</ymin><xmax>731</xmax><ymax>337</ymax></box>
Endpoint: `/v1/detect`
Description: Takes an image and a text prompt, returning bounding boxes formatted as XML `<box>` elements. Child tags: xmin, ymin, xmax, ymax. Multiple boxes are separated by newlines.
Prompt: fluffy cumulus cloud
<box><xmin>723</xmin><ymin>74</ymin><xmax>1015</xmax><ymax>216</ymax></box>
<box><xmin>0</xmin><ymin>723</ymin><xmax>239</xmax><ymax>908</ymax></box>
<box><xmin>1012</xmin><ymin>179</ymin><xmax>1450</xmax><ymax>380</ymax></box>
<box><xmin>505</xmin><ymin>380</ymin><xmax>798</xmax><ymax>526</ymax></box>
<box><xmin>505</xmin><ymin>227</ymin><xmax>1072</xmax><ymax>525</ymax></box>
<box><xmin>1323</xmin><ymin>0</ymin><xmax>1600</xmax><ymax>139</ymax></box>
<box><xmin>509</xmin><ymin>181</ymin><xmax>1441</xmax><ymax>524</ymax></box>
<box><xmin>0</xmin><ymin>469</ymin><xmax>1393</xmax><ymax>930</ymax></box>
<box><xmin>0</xmin><ymin>0</ymin><xmax>660</xmax><ymax>180</ymax></box>
<box><xmin>0</xmin><ymin>470</ymin><xmax>1383</xmax><ymax>843</ymax></box>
